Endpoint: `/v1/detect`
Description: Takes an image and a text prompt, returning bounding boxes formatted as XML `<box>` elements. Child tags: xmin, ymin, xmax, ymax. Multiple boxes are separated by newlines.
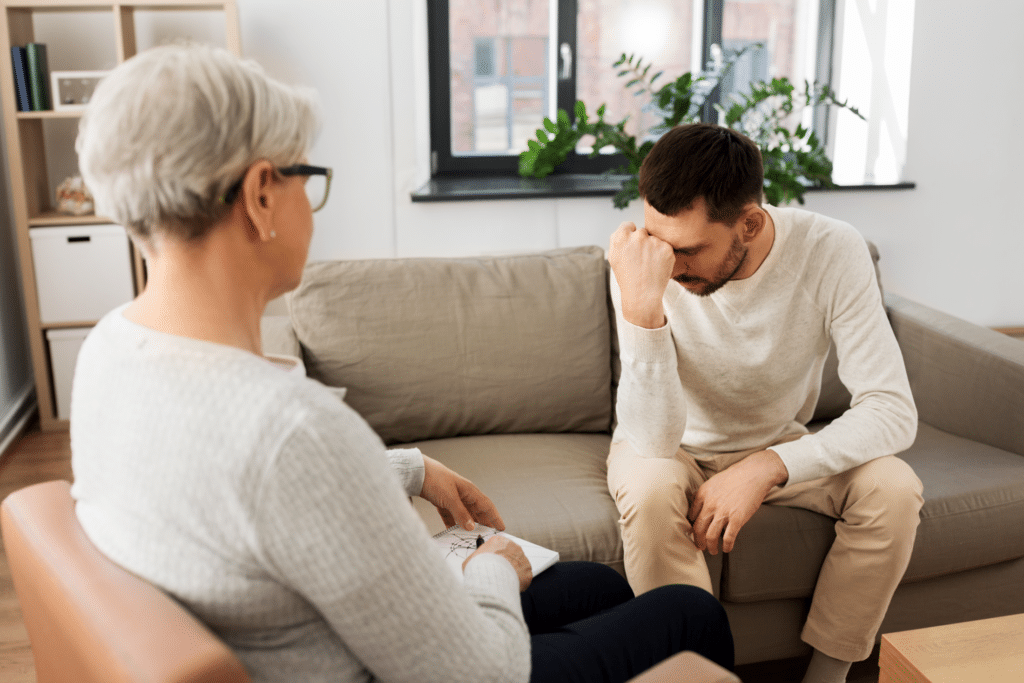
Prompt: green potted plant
<box><xmin>518</xmin><ymin>45</ymin><xmax>864</xmax><ymax>209</ymax></box>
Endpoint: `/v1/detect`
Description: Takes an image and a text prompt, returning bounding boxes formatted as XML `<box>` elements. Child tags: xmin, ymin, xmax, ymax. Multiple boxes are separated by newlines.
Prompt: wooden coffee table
<box><xmin>879</xmin><ymin>613</ymin><xmax>1024</xmax><ymax>682</ymax></box>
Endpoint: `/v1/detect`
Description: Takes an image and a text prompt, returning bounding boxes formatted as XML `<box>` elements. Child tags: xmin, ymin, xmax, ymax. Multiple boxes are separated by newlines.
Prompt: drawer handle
<box><xmin>66</xmin><ymin>236</ymin><xmax>91</xmax><ymax>243</ymax></box>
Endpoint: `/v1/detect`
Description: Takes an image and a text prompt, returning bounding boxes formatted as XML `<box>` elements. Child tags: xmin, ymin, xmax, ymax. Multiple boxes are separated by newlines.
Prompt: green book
<box><xmin>25</xmin><ymin>42</ymin><xmax>51</xmax><ymax>111</ymax></box>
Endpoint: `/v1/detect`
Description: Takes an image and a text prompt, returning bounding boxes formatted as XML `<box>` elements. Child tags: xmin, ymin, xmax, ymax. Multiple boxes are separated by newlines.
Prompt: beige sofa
<box><xmin>262</xmin><ymin>245</ymin><xmax>1024</xmax><ymax>666</ymax></box>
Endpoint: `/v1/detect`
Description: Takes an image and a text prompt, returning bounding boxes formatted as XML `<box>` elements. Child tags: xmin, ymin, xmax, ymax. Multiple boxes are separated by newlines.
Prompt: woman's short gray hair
<box><xmin>77</xmin><ymin>43</ymin><xmax>320</xmax><ymax>243</ymax></box>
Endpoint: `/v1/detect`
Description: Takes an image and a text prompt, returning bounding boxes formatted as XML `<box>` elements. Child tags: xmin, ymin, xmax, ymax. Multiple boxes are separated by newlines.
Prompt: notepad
<box><xmin>432</xmin><ymin>524</ymin><xmax>559</xmax><ymax>579</ymax></box>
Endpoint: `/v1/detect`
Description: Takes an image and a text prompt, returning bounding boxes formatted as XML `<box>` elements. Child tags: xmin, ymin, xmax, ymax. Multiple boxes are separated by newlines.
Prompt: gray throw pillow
<box><xmin>288</xmin><ymin>246</ymin><xmax>613</xmax><ymax>445</ymax></box>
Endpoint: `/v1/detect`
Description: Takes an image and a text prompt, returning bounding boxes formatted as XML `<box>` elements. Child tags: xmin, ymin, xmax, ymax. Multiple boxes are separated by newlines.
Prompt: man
<box><xmin>606</xmin><ymin>123</ymin><xmax>923</xmax><ymax>683</ymax></box>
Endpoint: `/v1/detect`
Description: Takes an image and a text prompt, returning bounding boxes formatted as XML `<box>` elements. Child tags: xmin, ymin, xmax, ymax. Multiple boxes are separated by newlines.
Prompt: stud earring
<box><xmin>270</xmin><ymin>230</ymin><xmax>277</xmax><ymax>239</ymax></box>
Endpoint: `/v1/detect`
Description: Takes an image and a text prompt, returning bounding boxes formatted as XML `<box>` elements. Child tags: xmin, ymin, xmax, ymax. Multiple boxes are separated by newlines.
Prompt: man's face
<box><xmin>643</xmin><ymin>197</ymin><xmax>748</xmax><ymax>297</ymax></box>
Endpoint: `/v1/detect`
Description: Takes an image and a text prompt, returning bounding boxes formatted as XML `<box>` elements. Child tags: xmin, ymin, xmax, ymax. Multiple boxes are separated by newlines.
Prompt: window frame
<box><xmin>427</xmin><ymin>0</ymin><xmax>838</xmax><ymax>178</ymax></box>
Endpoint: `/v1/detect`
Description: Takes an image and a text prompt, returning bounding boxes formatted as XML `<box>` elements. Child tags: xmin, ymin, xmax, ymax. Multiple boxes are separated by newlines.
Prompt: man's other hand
<box><xmin>608</xmin><ymin>221</ymin><xmax>675</xmax><ymax>329</ymax></box>
<box><xmin>689</xmin><ymin>449</ymin><xmax>789</xmax><ymax>554</ymax></box>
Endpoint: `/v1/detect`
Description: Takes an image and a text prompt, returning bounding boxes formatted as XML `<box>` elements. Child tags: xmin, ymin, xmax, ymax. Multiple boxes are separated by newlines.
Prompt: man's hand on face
<box><xmin>608</xmin><ymin>221</ymin><xmax>676</xmax><ymax>329</ymax></box>
<box><xmin>688</xmin><ymin>449</ymin><xmax>789</xmax><ymax>555</ymax></box>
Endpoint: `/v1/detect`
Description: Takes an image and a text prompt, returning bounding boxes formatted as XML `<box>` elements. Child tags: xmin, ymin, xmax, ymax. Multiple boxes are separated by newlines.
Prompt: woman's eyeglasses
<box><xmin>221</xmin><ymin>164</ymin><xmax>333</xmax><ymax>213</ymax></box>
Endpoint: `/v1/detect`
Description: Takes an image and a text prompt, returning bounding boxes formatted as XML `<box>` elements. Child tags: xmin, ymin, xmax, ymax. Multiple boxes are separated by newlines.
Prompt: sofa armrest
<box><xmin>260</xmin><ymin>315</ymin><xmax>301</xmax><ymax>358</ymax></box>
<box><xmin>885</xmin><ymin>291</ymin><xmax>1024</xmax><ymax>456</ymax></box>
<box><xmin>626</xmin><ymin>651</ymin><xmax>740</xmax><ymax>683</ymax></box>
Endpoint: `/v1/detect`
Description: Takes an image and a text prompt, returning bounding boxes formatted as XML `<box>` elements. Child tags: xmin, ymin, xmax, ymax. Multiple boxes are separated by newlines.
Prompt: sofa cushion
<box><xmin>288</xmin><ymin>246</ymin><xmax>613</xmax><ymax>445</ymax></box>
<box><xmin>900</xmin><ymin>422</ymin><xmax>1024</xmax><ymax>582</ymax></box>
<box><xmin>405</xmin><ymin>433</ymin><xmax>624</xmax><ymax>573</ymax></box>
<box><xmin>718</xmin><ymin>421</ymin><xmax>1024</xmax><ymax>602</ymax></box>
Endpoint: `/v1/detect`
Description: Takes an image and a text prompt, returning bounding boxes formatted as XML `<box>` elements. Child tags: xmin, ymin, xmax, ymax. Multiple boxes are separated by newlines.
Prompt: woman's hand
<box><xmin>463</xmin><ymin>535</ymin><xmax>533</xmax><ymax>592</ymax></box>
<box><xmin>420</xmin><ymin>455</ymin><xmax>505</xmax><ymax>531</ymax></box>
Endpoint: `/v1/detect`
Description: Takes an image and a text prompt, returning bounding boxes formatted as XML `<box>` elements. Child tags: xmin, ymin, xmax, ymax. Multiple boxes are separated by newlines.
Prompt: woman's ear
<box><xmin>241</xmin><ymin>160</ymin><xmax>278</xmax><ymax>242</ymax></box>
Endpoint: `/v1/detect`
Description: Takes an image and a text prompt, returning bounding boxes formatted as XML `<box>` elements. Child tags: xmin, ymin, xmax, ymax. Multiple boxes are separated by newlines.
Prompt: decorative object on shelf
<box><xmin>25</xmin><ymin>42</ymin><xmax>51</xmax><ymax>110</ymax></box>
<box><xmin>519</xmin><ymin>44</ymin><xmax>864</xmax><ymax>209</ymax></box>
<box><xmin>55</xmin><ymin>175</ymin><xmax>94</xmax><ymax>216</ymax></box>
<box><xmin>9</xmin><ymin>45</ymin><xmax>31</xmax><ymax>111</ymax></box>
<box><xmin>51</xmin><ymin>70</ymin><xmax>108</xmax><ymax>111</ymax></box>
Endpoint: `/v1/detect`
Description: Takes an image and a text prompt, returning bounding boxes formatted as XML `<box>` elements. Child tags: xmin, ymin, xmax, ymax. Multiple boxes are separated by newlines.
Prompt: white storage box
<box><xmin>30</xmin><ymin>224</ymin><xmax>134</xmax><ymax>324</ymax></box>
<box><xmin>47</xmin><ymin>327</ymin><xmax>90</xmax><ymax>421</ymax></box>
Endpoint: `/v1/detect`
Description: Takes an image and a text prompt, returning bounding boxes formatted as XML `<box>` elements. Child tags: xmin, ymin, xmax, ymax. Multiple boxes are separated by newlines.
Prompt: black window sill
<box><xmin>411</xmin><ymin>175</ymin><xmax>915</xmax><ymax>203</ymax></box>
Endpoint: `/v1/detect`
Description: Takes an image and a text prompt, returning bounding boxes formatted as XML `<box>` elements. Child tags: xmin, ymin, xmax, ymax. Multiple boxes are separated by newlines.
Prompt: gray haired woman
<box><xmin>71</xmin><ymin>43</ymin><xmax>732</xmax><ymax>683</ymax></box>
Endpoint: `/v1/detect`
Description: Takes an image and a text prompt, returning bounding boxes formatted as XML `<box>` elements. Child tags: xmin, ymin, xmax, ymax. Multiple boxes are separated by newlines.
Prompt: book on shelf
<box><xmin>9</xmin><ymin>46</ymin><xmax>31</xmax><ymax>112</ymax></box>
<box><xmin>25</xmin><ymin>43</ymin><xmax>51</xmax><ymax>111</ymax></box>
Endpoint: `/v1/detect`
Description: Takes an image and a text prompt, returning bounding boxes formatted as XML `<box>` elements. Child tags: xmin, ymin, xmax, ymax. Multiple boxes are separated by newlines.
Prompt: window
<box><xmin>828</xmin><ymin>0</ymin><xmax>916</xmax><ymax>185</ymax></box>
<box><xmin>428</xmin><ymin>0</ymin><xmax>840</xmax><ymax>177</ymax></box>
<box><xmin>464</xmin><ymin>35</ymin><xmax>549</xmax><ymax>153</ymax></box>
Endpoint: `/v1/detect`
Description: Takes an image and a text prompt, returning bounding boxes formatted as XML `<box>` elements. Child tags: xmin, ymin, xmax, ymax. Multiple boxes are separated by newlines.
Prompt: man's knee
<box><xmin>608</xmin><ymin>454</ymin><xmax>693</xmax><ymax>524</ymax></box>
<box><xmin>850</xmin><ymin>456</ymin><xmax>924</xmax><ymax>524</ymax></box>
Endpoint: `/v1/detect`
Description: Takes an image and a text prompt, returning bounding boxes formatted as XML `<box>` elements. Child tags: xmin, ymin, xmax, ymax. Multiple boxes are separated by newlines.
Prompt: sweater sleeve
<box><xmin>771</xmin><ymin>230</ymin><xmax>918</xmax><ymax>485</ymax></box>
<box><xmin>253</xmin><ymin>399</ymin><xmax>530</xmax><ymax>683</ymax></box>
<box><xmin>386</xmin><ymin>448</ymin><xmax>426</xmax><ymax>497</ymax></box>
<box><xmin>610</xmin><ymin>270</ymin><xmax>688</xmax><ymax>458</ymax></box>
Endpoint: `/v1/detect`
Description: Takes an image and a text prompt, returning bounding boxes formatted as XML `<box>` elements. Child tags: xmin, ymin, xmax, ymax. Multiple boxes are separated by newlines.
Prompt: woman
<box><xmin>71</xmin><ymin>43</ymin><xmax>733</xmax><ymax>683</ymax></box>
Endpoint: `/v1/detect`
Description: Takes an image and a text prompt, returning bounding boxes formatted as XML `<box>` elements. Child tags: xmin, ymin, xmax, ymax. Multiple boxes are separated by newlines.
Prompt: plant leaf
<box><xmin>518</xmin><ymin>150</ymin><xmax>538</xmax><ymax>176</ymax></box>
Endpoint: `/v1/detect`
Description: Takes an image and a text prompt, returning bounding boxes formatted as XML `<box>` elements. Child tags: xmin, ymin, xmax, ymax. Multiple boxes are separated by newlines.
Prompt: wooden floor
<box><xmin>0</xmin><ymin>422</ymin><xmax>73</xmax><ymax>683</ymax></box>
<box><xmin>0</xmin><ymin>423</ymin><xmax>881</xmax><ymax>683</ymax></box>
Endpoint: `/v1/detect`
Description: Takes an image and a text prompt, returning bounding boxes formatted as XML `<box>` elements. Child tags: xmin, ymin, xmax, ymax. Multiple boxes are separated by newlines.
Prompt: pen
<box><xmin>476</xmin><ymin>535</ymin><xmax>484</xmax><ymax>548</ymax></box>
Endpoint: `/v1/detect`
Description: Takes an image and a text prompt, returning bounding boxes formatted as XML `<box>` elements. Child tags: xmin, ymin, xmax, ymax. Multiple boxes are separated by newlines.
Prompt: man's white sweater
<box><xmin>611</xmin><ymin>205</ymin><xmax>917</xmax><ymax>485</ymax></box>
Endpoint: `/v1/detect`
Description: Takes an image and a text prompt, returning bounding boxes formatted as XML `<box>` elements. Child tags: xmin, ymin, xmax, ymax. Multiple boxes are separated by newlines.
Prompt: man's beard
<box><xmin>673</xmin><ymin>234</ymin><xmax>748</xmax><ymax>297</ymax></box>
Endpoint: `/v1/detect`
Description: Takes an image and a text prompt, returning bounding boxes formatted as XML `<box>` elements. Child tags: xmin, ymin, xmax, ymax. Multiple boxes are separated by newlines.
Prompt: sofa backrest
<box><xmin>288</xmin><ymin>246</ymin><xmax>613</xmax><ymax>445</ymax></box>
<box><xmin>284</xmin><ymin>239</ymin><xmax>884</xmax><ymax>441</ymax></box>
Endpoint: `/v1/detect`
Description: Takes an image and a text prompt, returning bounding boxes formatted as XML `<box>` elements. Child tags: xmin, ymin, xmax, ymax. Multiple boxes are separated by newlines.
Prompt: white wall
<box><xmin>241</xmin><ymin>2</ymin><xmax>397</xmax><ymax>259</ymax></box>
<box><xmin>802</xmin><ymin>0</ymin><xmax>1024</xmax><ymax>327</ymax></box>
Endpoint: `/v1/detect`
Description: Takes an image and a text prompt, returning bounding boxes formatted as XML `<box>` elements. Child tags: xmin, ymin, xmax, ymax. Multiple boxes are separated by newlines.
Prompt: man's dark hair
<box><xmin>638</xmin><ymin>123</ymin><xmax>763</xmax><ymax>224</ymax></box>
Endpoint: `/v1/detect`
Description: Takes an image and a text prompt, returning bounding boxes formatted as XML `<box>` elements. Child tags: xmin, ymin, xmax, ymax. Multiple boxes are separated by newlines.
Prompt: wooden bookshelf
<box><xmin>14</xmin><ymin>108</ymin><xmax>78</xmax><ymax>118</ymax></box>
<box><xmin>27</xmin><ymin>211</ymin><xmax>111</xmax><ymax>226</ymax></box>
<box><xmin>0</xmin><ymin>0</ymin><xmax>240</xmax><ymax>430</ymax></box>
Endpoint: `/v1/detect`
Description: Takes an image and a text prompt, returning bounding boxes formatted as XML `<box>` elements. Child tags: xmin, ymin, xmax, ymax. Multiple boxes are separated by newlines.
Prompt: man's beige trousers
<box><xmin>607</xmin><ymin>438</ymin><xmax>924</xmax><ymax>662</ymax></box>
